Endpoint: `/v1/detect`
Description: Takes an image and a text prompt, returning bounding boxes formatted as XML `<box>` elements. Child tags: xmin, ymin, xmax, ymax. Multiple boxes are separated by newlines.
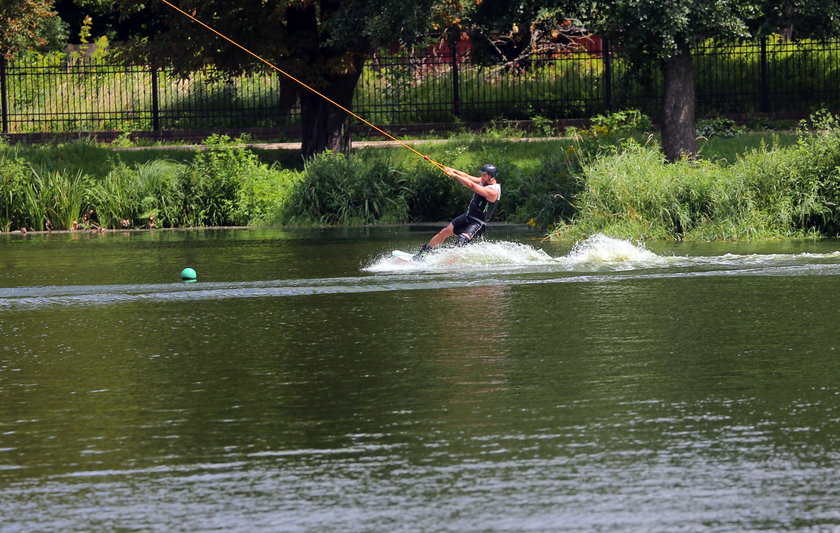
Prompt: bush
<box><xmin>696</xmin><ymin>117</ymin><xmax>744</xmax><ymax>138</ymax></box>
<box><xmin>403</xmin><ymin>158</ymin><xmax>471</xmax><ymax>222</ymax></box>
<box><xmin>281</xmin><ymin>151</ymin><xmax>410</xmax><ymax>225</ymax></box>
<box><xmin>234</xmin><ymin>164</ymin><xmax>299</xmax><ymax>226</ymax></box>
<box><xmin>178</xmin><ymin>135</ymin><xmax>272</xmax><ymax>226</ymax></box>
<box><xmin>506</xmin><ymin>153</ymin><xmax>581</xmax><ymax>228</ymax></box>
<box><xmin>590</xmin><ymin>109</ymin><xmax>653</xmax><ymax>134</ymax></box>
<box><xmin>90</xmin><ymin>161</ymin><xmax>140</xmax><ymax>228</ymax></box>
<box><xmin>136</xmin><ymin>160</ymin><xmax>188</xmax><ymax>227</ymax></box>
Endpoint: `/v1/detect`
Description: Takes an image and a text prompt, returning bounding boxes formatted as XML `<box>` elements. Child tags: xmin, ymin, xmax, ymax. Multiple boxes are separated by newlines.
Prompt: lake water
<box><xmin>2</xmin><ymin>226</ymin><xmax>840</xmax><ymax>532</ymax></box>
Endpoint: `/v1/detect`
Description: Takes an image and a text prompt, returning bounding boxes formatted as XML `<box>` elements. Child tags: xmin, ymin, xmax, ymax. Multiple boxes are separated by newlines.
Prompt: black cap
<box><xmin>480</xmin><ymin>164</ymin><xmax>497</xmax><ymax>178</ymax></box>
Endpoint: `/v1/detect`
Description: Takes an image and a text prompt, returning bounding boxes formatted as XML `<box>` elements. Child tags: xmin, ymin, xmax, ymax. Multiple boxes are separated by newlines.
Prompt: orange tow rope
<box><xmin>160</xmin><ymin>0</ymin><xmax>449</xmax><ymax>173</ymax></box>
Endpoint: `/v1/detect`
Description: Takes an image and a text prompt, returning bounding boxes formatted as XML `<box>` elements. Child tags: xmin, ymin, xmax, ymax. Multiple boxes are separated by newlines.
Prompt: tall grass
<box><xmin>21</xmin><ymin>166</ymin><xmax>92</xmax><ymax>231</ymax></box>
<box><xmin>551</xmin><ymin>112</ymin><xmax>840</xmax><ymax>241</ymax></box>
<box><xmin>0</xmin><ymin>156</ymin><xmax>30</xmax><ymax>232</ymax></box>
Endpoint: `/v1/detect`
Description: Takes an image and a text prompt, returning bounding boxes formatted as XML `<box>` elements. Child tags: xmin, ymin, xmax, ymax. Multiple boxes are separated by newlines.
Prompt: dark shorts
<box><xmin>451</xmin><ymin>213</ymin><xmax>485</xmax><ymax>241</ymax></box>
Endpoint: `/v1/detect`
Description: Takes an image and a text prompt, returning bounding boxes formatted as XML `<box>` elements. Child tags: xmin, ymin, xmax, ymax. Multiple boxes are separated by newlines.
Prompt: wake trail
<box><xmin>3</xmin><ymin>235</ymin><xmax>840</xmax><ymax>310</ymax></box>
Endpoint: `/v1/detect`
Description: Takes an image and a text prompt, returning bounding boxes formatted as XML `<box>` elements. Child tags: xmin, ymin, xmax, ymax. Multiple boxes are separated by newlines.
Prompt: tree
<box><xmin>131</xmin><ymin>0</ymin><xmax>440</xmax><ymax>157</ymax></box>
<box><xmin>55</xmin><ymin>0</ymin><xmax>165</xmax><ymax>44</ymax></box>
<box><xmin>572</xmin><ymin>1</ymin><xmax>761</xmax><ymax>161</ymax></box>
<box><xmin>0</xmin><ymin>0</ymin><xmax>58</xmax><ymax>58</ymax></box>
<box><xmin>470</xmin><ymin>1</ymin><xmax>840</xmax><ymax>161</ymax></box>
<box><xmin>462</xmin><ymin>0</ymin><xmax>576</xmax><ymax>67</ymax></box>
<box><xmin>757</xmin><ymin>0</ymin><xmax>840</xmax><ymax>39</ymax></box>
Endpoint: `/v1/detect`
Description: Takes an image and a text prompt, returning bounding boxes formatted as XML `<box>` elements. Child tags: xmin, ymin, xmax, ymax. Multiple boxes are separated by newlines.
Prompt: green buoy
<box><xmin>180</xmin><ymin>267</ymin><xmax>197</xmax><ymax>281</ymax></box>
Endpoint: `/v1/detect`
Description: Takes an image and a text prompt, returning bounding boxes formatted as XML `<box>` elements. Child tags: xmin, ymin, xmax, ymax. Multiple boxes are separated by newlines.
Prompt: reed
<box><xmin>20</xmin><ymin>166</ymin><xmax>92</xmax><ymax>231</ymax></box>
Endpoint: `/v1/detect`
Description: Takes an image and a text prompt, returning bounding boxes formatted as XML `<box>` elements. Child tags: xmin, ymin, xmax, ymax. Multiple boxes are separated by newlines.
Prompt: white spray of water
<box><xmin>364</xmin><ymin>234</ymin><xmax>662</xmax><ymax>272</ymax></box>
<box><xmin>564</xmin><ymin>234</ymin><xmax>661</xmax><ymax>265</ymax></box>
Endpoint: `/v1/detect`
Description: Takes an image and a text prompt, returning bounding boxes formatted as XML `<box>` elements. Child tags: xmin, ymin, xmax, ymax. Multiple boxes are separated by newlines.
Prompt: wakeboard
<box><xmin>391</xmin><ymin>250</ymin><xmax>414</xmax><ymax>262</ymax></box>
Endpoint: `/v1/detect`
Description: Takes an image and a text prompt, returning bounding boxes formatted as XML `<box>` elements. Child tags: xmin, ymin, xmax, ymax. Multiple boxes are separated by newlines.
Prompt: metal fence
<box><xmin>2</xmin><ymin>36</ymin><xmax>840</xmax><ymax>135</ymax></box>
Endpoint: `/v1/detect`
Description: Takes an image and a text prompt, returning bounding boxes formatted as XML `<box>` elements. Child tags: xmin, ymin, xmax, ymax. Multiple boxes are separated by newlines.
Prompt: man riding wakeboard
<box><xmin>413</xmin><ymin>163</ymin><xmax>500</xmax><ymax>260</ymax></box>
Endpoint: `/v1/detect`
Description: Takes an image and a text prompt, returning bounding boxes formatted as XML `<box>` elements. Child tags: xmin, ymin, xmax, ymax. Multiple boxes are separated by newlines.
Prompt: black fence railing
<box><xmin>2</xmin><ymin>36</ymin><xmax>840</xmax><ymax>135</ymax></box>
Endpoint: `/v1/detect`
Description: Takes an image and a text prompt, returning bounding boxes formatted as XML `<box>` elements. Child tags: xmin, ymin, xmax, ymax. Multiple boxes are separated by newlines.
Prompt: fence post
<box><xmin>151</xmin><ymin>65</ymin><xmax>160</xmax><ymax>131</ymax></box>
<box><xmin>0</xmin><ymin>57</ymin><xmax>8</xmax><ymax>133</ymax></box>
<box><xmin>451</xmin><ymin>37</ymin><xmax>461</xmax><ymax>118</ymax></box>
<box><xmin>759</xmin><ymin>37</ymin><xmax>768</xmax><ymax>113</ymax></box>
<box><xmin>602</xmin><ymin>38</ymin><xmax>613</xmax><ymax>112</ymax></box>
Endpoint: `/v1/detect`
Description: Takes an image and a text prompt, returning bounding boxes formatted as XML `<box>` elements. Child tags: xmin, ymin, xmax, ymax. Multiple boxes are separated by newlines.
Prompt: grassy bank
<box><xmin>0</xmin><ymin>116</ymin><xmax>812</xmax><ymax>238</ymax></box>
<box><xmin>551</xmin><ymin>112</ymin><xmax>840</xmax><ymax>241</ymax></box>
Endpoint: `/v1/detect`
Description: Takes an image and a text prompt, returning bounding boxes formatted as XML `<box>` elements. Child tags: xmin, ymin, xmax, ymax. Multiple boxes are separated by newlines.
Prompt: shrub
<box><xmin>590</xmin><ymin>109</ymin><xmax>653</xmax><ymax>134</ymax></box>
<box><xmin>402</xmin><ymin>159</ymin><xmax>466</xmax><ymax>222</ymax></box>
<box><xmin>234</xmin><ymin>165</ymin><xmax>299</xmax><ymax>226</ymax></box>
<box><xmin>506</xmin><ymin>153</ymin><xmax>581</xmax><ymax>228</ymax></box>
<box><xmin>136</xmin><ymin>160</ymin><xmax>188</xmax><ymax>227</ymax></box>
<box><xmin>281</xmin><ymin>151</ymin><xmax>410</xmax><ymax>225</ymax></box>
<box><xmin>181</xmin><ymin>135</ymin><xmax>267</xmax><ymax>226</ymax></box>
<box><xmin>91</xmin><ymin>161</ymin><xmax>141</xmax><ymax>228</ymax></box>
<box><xmin>696</xmin><ymin>117</ymin><xmax>744</xmax><ymax>138</ymax></box>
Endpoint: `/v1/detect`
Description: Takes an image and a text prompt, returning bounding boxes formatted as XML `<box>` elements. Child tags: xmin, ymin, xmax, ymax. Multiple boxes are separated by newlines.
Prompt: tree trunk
<box><xmin>661</xmin><ymin>47</ymin><xmax>698</xmax><ymax>162</ymax></box>
<box><xmin>299</xmin><ymin>60</ymin><xmax>364</xmax><ymax>158</ymax></box>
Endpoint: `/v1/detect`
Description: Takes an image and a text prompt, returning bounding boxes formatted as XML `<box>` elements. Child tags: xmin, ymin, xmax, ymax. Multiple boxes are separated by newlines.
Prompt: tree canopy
<box><xmin>0</xmin><ymin>0</ymin><xmax>58</xmax><ymax>58</ymax></box>
<box><xmin>125</xmin><ymin>0</ymin><xmax>444</xmax><ymax>156</ymax></box>
<box><xmin>575</xmin><ymin>1</ymin><xmax>759</xmax><ymax>61</ymax></box>
<box><xmin>757</xmin><ymin>0</ymin><xmax>840</xmax><ymax>39</ymax></box>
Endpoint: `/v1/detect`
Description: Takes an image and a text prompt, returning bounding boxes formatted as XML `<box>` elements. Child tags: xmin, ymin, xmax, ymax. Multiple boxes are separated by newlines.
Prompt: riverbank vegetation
<box><xmin>3</xmin><ymin>110</ymin><xmax>836</xmax><ymax>241</ymax></box>
<box><xmin>551</xmin><ymin>111</ymin><xmax>840</xmax><ymax>240</ymax></box>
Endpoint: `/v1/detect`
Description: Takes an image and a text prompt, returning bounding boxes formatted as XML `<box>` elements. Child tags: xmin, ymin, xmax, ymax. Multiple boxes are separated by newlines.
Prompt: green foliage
<box><xmin>403</xmin><ymin>158</ymin><xmax>466</xmax><ymax>222</ymax></box>
<box><xmin>281</xmin><ymin>151</ymin><xmax>410</xmax><ymax>225</ymax></box>
<box><xmin>591</xmin><ymin>109</ymin><xmax>653</xmax><ymax>134</ymax></box>
<box><xmin>0</xmin><ymin>156</ymin><xmax>31</xmax><ymax>232</ymax></box>
<box><xmin>6</xmin><ymin>37</ymin><xmax>840</xmax><ymax>134</ymax></box>
<box><xmin>575</xmin><ymin>1</ymin><xmax>758</xmax><ymax>64</ymax></box>
<box><xmin>505</xmin><ymin>152</ymin><xmax>581</xmax><ymax>228</ymax></box>
<box><xmin>696</xmin><ymin>117</ymin><xmax>744</xmax><ymax>139</ymax></box>
<box><xmin>0</xmin><ymin>0</ymin><xmax>56</xmax><ymax>58</ymax></box>
<box><xmin>530</xmin><ymin>115</ymin><xmax>556</xmax><ymax>137</ymax></box>
<box><xmin>552</xmin><ymin>111</ymin><xmax>840</xmax><ymax>241</ymax></box>
<box><xmin>90</xmin><ymin>161</ymin><xmax>140</xmax><ymax>228</ymax></box>
<box><xmin>23</xmin><ymin>166</ymin><xmax>92</xmax><ymax>231</ymax></box>
<box><xmin>483</xmin><ymin>120</ymin><xmax>529</xmax><ymax>139</ymax></box>
<box><xmin>6</xmin><ymin>121</ymin><xmax>840</xmax><ymax>240</ymax></box>
<box><xmin>0</xmin><ymin>154</ymin><xmax>83</xmax><ymax>231</ymax></box>
<box><xmin>180</xmin><ymin>135</ymin><xmax>267</xmax><ymax>226</ymax></box>
<box><xmin>760</xmin><ymin>0</ymin><xmax>840</xmax><ymax>39</ymax></box>
<box><xmin>140</xmin><ymin>0</ymin><xmax>438</xmax><ymax>87</ymax></box>
<box><xmin>235</xmin><ymin>164</ymin><xmax>299</xmax><ymax>226</ymax></box>
<box><xmin>91</xmin><ymin>159</ymin><xmax>187</xmax><ymax>228</ymax></box>
<box><xmin>565</xmin><ymin>109</ymin><xmax>655</xmax><ymax>164</ymax></box>
<box><xmin>135</xmin><ymin>160</ymin><xmax>187</xmax><ymax>227</ymax></box>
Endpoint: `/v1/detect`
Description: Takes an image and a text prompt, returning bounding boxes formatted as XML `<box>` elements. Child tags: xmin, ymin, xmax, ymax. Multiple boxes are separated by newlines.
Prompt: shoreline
<box><xmin>1</xmin><ymin>222</ymin><xmax>532</xmax><ymax>237</ymax></box>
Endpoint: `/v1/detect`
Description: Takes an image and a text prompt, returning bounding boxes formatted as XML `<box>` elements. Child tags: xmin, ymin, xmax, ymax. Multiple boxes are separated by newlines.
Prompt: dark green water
<box><xmin>2</xmin><ymin>227</ymin><xmax>840</xmax><ymax>532</ymax></box>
